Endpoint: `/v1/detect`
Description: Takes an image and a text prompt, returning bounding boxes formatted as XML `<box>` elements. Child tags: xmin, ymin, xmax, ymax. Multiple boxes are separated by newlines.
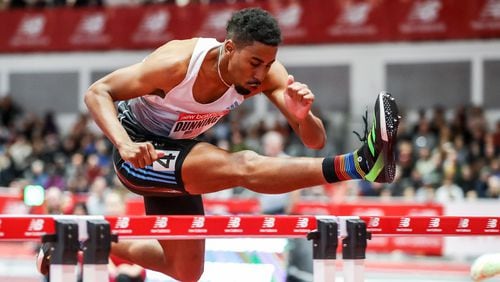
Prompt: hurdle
<box><xmin>0</xmin><ymin>215</ymin><xmax>499</xmax><ymax>282</ymax></box>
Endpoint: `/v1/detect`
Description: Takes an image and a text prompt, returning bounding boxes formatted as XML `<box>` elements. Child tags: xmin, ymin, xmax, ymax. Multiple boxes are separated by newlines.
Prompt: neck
<box><xmin>217</xmin><ymin>45</ymin><xmax>231</xmax><ymax>88</ymax></box>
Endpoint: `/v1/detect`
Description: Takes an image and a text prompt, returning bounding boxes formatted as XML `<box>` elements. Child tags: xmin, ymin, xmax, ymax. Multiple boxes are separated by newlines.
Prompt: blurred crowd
<box><xmin>0</xmin><ymin>92</ymin><xmax>498</xmax><ymax>218</ymax></box>
<box><xmin>0</xmin><ymin>0</ymin><xmax>259</xmax><ymax>10</ymax></box>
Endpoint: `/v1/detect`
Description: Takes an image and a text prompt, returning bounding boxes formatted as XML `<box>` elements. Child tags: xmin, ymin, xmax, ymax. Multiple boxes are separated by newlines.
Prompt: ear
<box><xmin>225</xmin><ymin>40</ymin><xmax>235</xmax><ymax>53</ymax></box>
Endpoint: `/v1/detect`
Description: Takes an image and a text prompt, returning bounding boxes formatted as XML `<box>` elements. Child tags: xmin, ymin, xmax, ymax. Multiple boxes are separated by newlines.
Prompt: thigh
<box><xmin>182</xmin><ymin>142</ymin><xmax>248</xmax><ymax>194</ymax></box>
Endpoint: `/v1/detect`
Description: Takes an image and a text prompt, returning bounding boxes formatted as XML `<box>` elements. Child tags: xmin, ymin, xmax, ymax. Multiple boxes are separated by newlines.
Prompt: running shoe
<box><xmin>471</xmin><ymin>253</ymin><xmax>500</xmax><ymax>281</ymax></box>
<box><xmin>358</xmin><ymin>91</ymin><xmax>400</xmax><ymax>183</ymax></box>
<box><xmin>36</xmin><ymin>242</ymin><xmax>54</xmax><ymax>276</ymax></box>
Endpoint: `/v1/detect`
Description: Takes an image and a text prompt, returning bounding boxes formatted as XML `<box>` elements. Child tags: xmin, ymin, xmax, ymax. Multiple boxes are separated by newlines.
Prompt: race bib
<box><xmin>168</xmin><ymin>111</ymin><xmax>229</xmax><ymax>139</ymax></box>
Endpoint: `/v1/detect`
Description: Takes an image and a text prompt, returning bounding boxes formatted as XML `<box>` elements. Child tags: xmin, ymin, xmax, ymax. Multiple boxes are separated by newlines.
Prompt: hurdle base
<box><xmin>313</xmin><ymin>259</ymin><xmax>336</xmax><ymax>282</ymax></box>
<box><xmin>49</xmin><ymin>264</ymin><xmax>78</xmax><ymax>282</ymax></box>
<box><xmin>83</xmin><ymin>264</ymin><xmax>108</xmax><ymax>282</ymax></box>
<box><xmin>343</xmin><ymin>259</ymin><xmax>365</xmax><ymax>282</ymax></box>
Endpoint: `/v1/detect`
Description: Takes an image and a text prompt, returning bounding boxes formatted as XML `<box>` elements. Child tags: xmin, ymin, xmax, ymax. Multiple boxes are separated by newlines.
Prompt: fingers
<box><xmin>287</xmin><ymin>74</ymin><xmax>295</xmax><ymax>85</ymax></box>
<box><xmin>123</xmin><ymin>142</ymin><xmax>164</xmax><ymax>168</ymax></box>
<box><xmin>287</xmin><ymin>80</ymin><xmax>314</xmax><ymax>103</ymax></box>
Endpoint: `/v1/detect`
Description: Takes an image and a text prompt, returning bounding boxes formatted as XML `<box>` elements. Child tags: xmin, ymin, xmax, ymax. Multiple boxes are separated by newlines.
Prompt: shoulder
<box><xmin>140</xmin><ymin>38</ymin><xmax>199</xmax><ymax>89</ymax></box>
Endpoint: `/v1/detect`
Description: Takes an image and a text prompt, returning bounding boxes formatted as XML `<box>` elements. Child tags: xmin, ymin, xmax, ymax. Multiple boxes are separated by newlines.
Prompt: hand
<box><xmin>118</xmin><ymin>141</ymin><xmax>165</xmax><ymax>168</ymax></box>
<box><xmin>284</xmin><ymin>75</ymin><xmax>314</xmax><ymax>121</ymax></box>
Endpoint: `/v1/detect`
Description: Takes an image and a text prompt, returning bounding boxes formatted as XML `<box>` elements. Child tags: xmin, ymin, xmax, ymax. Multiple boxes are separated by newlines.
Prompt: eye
<box><xmin>250</xmin><ymin>62</ymin><xmax>260</xmax><ymax>67</ymax></box>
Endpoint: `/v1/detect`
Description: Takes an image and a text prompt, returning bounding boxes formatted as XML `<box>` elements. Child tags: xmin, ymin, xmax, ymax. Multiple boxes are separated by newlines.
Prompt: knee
<box><xmin>169</xmin><ymin>252</ymin><xmax>205</xmax><ymax>282</ymax></box>
<box><xmin>232</xmin><ymin>150</ymin><xmax>261</xmax><ymax>184</ymax></box>
<box><xmin>171</xmin><ymin>259</ymin><xmax>204</xmax><ymax>282</ymax></box>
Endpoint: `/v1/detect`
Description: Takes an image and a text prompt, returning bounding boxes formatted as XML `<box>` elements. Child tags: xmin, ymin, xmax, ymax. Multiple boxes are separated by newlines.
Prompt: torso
<box><xmin>128</xmin><ymin>38</ymin><xmax>245</xmax><ymax>139</ymax></box>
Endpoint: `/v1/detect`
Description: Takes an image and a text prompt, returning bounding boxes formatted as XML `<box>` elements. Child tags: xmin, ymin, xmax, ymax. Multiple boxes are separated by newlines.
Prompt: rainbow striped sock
<box><xmin>322</xmin><ymin>151</ymin><xmax>366</xmax><ymax>183</ymax></box>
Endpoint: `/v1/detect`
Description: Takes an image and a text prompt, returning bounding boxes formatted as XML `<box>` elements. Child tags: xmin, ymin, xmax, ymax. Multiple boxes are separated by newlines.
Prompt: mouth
<box><xmin>248</xmin><ymin>82</ymin><xmax>261</xmax><ymax>90</ymax></box>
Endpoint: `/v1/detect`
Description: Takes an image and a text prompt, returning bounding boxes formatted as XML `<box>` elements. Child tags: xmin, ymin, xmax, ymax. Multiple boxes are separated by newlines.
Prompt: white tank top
<box><xmin>129</xmin><ymin>38</ymin><xmax>244</xmax><ymax>139</ymax></box>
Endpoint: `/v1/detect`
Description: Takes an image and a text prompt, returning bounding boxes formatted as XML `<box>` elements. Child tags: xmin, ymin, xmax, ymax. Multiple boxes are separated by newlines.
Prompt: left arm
<box><xmin>263</xmin><ymin>62</ymin><xmax>326</xmax><ymax>149</ymax></box>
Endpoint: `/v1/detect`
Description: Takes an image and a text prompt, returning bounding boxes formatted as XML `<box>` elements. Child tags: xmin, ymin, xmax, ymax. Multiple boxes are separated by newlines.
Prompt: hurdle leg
<box><xmin>341</xmin><ymin>219</ymin><xmax>370</xmax><ymax>282</ymax></box>
<box><xmin>45</xmin><ymin>219</ymin><xmax>79</xmax><ymax>282</ymax></box>
<box><xmin>82</xmin><ymin>219</ymin><xmax>117</xmax><ymax>282</ymax></box>
<box><xmin>307</xmin><ymin>218</ymin><xmax>338</xmax><ymax>282</ymax></box>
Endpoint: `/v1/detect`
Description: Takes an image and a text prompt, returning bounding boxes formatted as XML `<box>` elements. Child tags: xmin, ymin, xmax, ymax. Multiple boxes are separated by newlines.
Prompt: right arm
<box><xmin>84</xmin><ymin>40</ymin><xmax>190</xmax><ymax>168</ymax></box>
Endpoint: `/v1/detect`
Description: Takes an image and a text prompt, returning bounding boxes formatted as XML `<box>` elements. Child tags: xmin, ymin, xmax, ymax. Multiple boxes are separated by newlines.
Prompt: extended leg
<box><xmin>183</xmin><ymin>92</ymin><xmax>400</xmax><ymax>195</ymax></box>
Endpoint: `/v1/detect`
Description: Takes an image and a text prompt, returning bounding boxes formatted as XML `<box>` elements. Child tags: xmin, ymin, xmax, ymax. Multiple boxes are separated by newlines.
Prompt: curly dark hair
<box><xmin>226</xmin><ymin>7</ymin><xmax>282</xmax><ymax>47</ymax></box>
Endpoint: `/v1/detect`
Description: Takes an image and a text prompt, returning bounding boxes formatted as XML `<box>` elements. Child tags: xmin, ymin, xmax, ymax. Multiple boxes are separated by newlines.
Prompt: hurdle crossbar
<box><xmin>0</xmin><ymin>215</ymin><xmax>499</xmax><ymax>241</ymax></box>
<box><xmin>0</xmin><ymin>215</ymin><xmax>499</xmax><ymax>282</ymax></box>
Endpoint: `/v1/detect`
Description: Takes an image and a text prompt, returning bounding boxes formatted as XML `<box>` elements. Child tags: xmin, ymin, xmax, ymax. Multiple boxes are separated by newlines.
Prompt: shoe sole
<box><xmin>36</xmin><ymin>244</ymin><xmax>52</xmax><ymax>276</ymax></box>
<box><xmin>377</xmin><ymin>91</ymin><xmax>400</xmax><ymax>182</ymax></box>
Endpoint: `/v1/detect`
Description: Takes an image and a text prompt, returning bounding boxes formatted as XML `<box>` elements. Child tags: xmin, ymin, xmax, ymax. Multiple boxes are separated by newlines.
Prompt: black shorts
<box><xmin>113</xmin><ymin>101</ymin><xmax>204</xmax><ymax>215</ymax></box>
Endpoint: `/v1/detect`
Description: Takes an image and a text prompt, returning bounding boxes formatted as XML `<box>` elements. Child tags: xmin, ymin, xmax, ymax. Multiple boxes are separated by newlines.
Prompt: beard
<box><xmin>234</xmin><ymin>84</ymin><xmax>251</xmax><ymax>96</ymax></box>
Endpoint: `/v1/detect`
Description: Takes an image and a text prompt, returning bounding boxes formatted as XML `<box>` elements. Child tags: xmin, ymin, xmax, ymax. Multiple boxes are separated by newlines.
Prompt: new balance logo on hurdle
<box><xmin>191</xmin><ymin>217</ymin><xmax>205</xmax><ymax>228</ymax></box>
<box><xmin>295</xmin><ymin>217</ymin><xmax>309</xmax><ymax>229</ymax></box>
<box><xmin>458</xmin><ymin>218</ymin><xmax>470</xmax><ymax>229</ymax></box>
<box><xmin>28</xmin><ymin>219</ymin><xmax>45</xmax><ymax>231</ymax></box>
<box><xmin>227</xmin><ymin>217</ymin><xmax>241</xmax><ymax>229</ymax></box>
<box><xmin>262</xmin><ymin>217</ymin><xmax>276</xmax><ymax>229</ymax></box>
<box><xmin>398</xmin><ymin>217</ymin><xmax>411</xmax><ymax>228</ymax></box>
<box><xmin>115</xmin><ymin>217</ymin><xmax>130</xmax><ymax>229</ymax></box>
<box><xmin>428</xmin><ymin>218</ymin><xmax>441</xmax><ymax>228</ymax></box>
<box><xmin>487</xmin><ymin>218</ymin><xmax>498</xmax><ymax>229</ymax></box>
<box><xmin>153</xmin><ymin>217</ymin><xmax>168</xmax><ymax>229</ymax></box>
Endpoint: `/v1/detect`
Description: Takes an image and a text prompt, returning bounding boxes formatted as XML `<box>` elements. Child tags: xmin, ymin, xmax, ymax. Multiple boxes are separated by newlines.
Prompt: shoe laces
<box><xmin>353</xmin><ymin>109</ymin><xmax>369</xmax><ymax>143</ymax></box>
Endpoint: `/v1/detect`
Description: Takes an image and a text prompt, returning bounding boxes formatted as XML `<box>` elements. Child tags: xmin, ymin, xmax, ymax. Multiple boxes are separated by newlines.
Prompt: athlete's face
<box><xmin>226</xmin><ymin>41</ymin><xmax>278</xmax><ymax>95</ymax></box>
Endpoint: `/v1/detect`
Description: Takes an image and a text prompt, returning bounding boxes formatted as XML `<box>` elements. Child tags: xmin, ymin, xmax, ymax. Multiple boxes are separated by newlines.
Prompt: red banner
<box><xmin>1</xmin><ymin>0</ymin><xmax>500</xmax><ymax>53</ymax></box>
<box><xmin>0</xmin><ymin>9</ymin><xmax>59</xmax><ymax>52</ymax></box>
<box><xmin>319</xmin><ymin>0</ymin><xmax>393</xmax><ymax>43</ymax></box>
<box><xmin>388</xmin><ymin>0</ymin><xmax>462</xmax><ymax>41</ymax></box>
<box><xmin>464</xmin><ymin>0</ymin><xmax>500</xmax><ymax>38</ymax></box>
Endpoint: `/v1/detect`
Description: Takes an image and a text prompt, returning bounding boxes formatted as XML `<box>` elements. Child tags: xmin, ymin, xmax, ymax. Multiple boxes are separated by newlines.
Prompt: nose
<box><xmin>253</xmin><ymin>67</ymin><xmax>266</xmax><ymax>82</ymax></box>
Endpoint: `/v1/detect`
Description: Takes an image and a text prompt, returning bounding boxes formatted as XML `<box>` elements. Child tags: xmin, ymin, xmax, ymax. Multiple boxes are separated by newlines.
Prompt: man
<box><xmin>38</xmin><ymin>7</ymin><xmax>400</xmax><ymax>281</ymax></box>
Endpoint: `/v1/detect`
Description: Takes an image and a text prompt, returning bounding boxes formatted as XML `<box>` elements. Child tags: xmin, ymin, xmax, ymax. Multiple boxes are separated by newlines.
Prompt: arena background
<box><xmin>0</xmin><ymin>0</ymin><xmax>500</xmax><ymax>281</ymax></box>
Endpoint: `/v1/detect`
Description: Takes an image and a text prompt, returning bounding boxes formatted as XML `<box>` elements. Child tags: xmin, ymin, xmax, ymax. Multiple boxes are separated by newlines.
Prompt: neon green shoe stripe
<box><xmin>368</xmin><ymin>130</ymin><xmax>375</xmax><ymax>157</ymax></box>
<box><xmin>364</xmin><ymin>153</ymin><xmax>384</xmax><ymax>182</ymax></box>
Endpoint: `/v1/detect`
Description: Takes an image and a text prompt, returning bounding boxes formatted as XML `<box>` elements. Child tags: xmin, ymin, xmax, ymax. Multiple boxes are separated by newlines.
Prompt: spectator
<box><xmin>435</xmin><ymin>174</ymin><xmax>464</xmax><ymax>202</ymax></box>
<box><xmin>86</xmin><ymin>176</ymin><xmax>111</xmax><ymax>215</ymax></box>
<box><xmin>73</xmin><ymin>201</ymin><xmax>89</xmax><ymax>215</ymax></box>
<box><xmin>44</xmin><ymin>186</ymin><xmax>63</xmax><ymax>214</ymax></box>
<box><xmin>258</xmin><ymin>130</ymin><xmax>290</xmax><ymax>214</ymax></box>
<box><xmin>0</xmin><ymin>95</ymin><xmax>21</xmax><ymax>127</ymax></box>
